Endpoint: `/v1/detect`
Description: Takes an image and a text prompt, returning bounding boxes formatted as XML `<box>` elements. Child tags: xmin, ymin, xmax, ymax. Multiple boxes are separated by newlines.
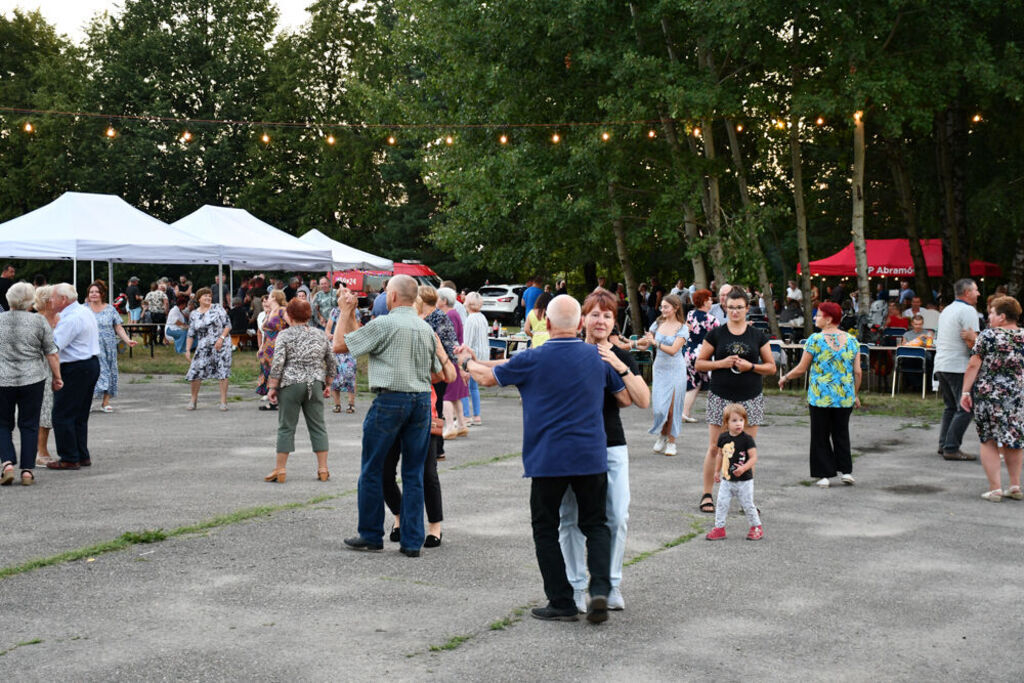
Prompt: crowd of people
<box><xmin>1</xmin><ymin>261</ymin><xmax>1021</xmax><ymax>626</ymax></box>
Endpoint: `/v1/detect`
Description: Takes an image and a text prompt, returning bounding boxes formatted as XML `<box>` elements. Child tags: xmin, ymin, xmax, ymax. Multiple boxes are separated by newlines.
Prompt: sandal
<box><xmin>346</xmin><ymin>405</ymin><xmax>355</xmax><ymax>413</ymax></box>
<box><xmin>332</xmin><ymin>405</ymin><xmax>342</xmax><ymax>413</ymax></box>
<box><xmin>21</xmin><ymin>470</ymin><xmax>35</xmax><ymax>486</ymax></box>
<box><xmin>1</xmin><ymin>463</ymin><xmax>14</xmax><ymax>486</ymax></box>
<box><xmin>981</xmin><ymin>489</ymin><xmax>1003</xmax><ymax>502</ymax></box>
<box><xmin>1004</xmin><ymin>486</ymin><xmax>1023</xmax><ymax>501</ymax></box>
<box><xmin>317</xmin><ymin>468</ymin><xmax>330</xmax><ymax>482</ymax></box>
<box><xmin>699</xmin><ymin>493</ymin><xmax>715</xmax><ymax>514</ymax></box>
<box><xmin>264</xmin><ymin>468</ymin><xmax>286</xmax><ymax>483</ymax></box>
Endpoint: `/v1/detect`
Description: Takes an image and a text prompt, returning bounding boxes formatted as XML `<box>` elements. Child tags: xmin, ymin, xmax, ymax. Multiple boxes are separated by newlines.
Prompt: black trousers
<box><xmin>531</xmin><ymin>473</ymin><xmax>610</xmax><ymax>609</ymax></box>
<box><xmin>383</xmin><ymin>434</ymin><xmax>443</xmax><ymax>523</ymax></box>
<box><xmin>52</xmin><ymin>357</ymin><xmax>100</xmax><ymax>464</ymax></box>
<box><xmin>808</xmin><ymin>405</ymin><xmax>853</xmax><ymax>478</ymax></box>
<box><xmin>0</xmin><ymin>380</ymin><xmax>45</xmax><ymax>469</ymax></box>
<box><xmin>432</xmin><ymin>381</ymin><xmax>447</xmax><ymax>455</ymax></box>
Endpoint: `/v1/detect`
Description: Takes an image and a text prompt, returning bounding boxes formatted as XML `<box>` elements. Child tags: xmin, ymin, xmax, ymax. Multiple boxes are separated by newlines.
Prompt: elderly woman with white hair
<box><xmin>461</xmin><ymin>291</ymin><xmax>489</xmax><ymax>425</ymax></box>
<box><xmin>437</xmin><ymin>287</ymin><xmax>470</xmax><ymax>439</ymax></box>
<box><xmin>0</xmin><ymin>282</ymin><xmax>63</xmax><ymax>485</ymax></box>
<box><xmin>33</xmin><ymin>285</ymin><xmax>60</xmax><ymax>464</ymax></box>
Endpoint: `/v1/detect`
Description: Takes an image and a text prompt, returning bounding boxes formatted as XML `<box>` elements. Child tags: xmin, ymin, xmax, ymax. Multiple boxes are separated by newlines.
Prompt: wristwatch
<box><xmin>461</xmin><ymin>357</ymin><xmax>471</xmax><ymax>372</ymax></box>
<box><xmin>617</xmin><ymin>368</ymin><xmax>629</xmax><ymax>377</ymax></box>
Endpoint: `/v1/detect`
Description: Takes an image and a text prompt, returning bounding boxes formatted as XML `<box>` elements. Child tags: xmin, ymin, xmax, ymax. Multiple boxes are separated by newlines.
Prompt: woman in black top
<box><xmin>694</xmin><ymin>287</ymin><xmax>776</xmax><ymax>514</ymax></box>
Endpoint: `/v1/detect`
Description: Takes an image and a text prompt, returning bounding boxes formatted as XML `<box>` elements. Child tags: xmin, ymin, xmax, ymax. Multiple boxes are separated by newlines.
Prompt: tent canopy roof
<box><xmin>0</xmin><ymin>192</ymin><xmax>222</xmax><ymax>264</ymax></box>
<box><xmin>798</xmin><ymin>239</ymin><xmax>1002</xmax><ymax>278</ymax></box>
<box><xmin>298</xmin><ymin>229</ymin><xmax>393</xmax><ymax>270</ymax></box>
<box><xmin>172</xmin><ymin>206</ymin><xmax>335</xmax><ymax>270</ymax></box>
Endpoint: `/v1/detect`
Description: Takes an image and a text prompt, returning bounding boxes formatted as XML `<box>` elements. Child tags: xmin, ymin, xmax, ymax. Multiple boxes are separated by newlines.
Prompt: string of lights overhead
<box><xmin>2</xmin><ymin>106</ymin><xmax>985</xmax><ymax>146</ymax></box>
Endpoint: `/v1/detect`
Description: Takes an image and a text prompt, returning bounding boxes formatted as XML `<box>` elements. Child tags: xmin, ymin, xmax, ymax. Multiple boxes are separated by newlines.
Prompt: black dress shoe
<box><xmin>399</xmin><ymin>547</ymin><xmax>420</xmax><ymax>557</ymax></box>
<box><xmin>343</xmin><ymin>536</ymin><xmax>383</xmax><ymax>552</ymax></box>
<box><xmin>424</xmin><ymin>534</ymin><xmax>442</xmax><ymax>548</ymax></box>
<box><xmin>46</xmin><ymin>460</ymin><xmax>80</xmax><ymax>470</ymax></box>
<box><xmin>389</xmin><ymin>526</ymin><xmax>400</xmax><ymax>543</ymax></box>
<box><xmin>586</xmin><ymin>595</ymin><xmax>609</xmax><ymax>624</ymax></box>
<box><xmin>530</xmin><ymin>604</ymin><xmax>578</xmax><ymax>621</ymax></box>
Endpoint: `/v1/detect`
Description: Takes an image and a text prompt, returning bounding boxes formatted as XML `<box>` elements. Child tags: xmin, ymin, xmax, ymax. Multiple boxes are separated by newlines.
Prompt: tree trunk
<box><xmin>935</xmin><ymin>106</ymin><xmax>970</xmax><ymax>299</ymax></box>
<box><xmin>1008</xmin><ymin>230</ymin><xmax>1024</xmax><ymax>298</ymax></box>
<box><xmin>609</xmin><ymin>183</ymin><xmax>643</xmax><ymax>336</ymax></box>
<box><xmin>724</xmin><ymin>116</ymin><xmax>781</xmax><ymax>338</ymax></box>
<box><xmin>790</xmin><ymin>119</ymin><xmax>813</xmax><ymax>336</ymax></box>
<box><xmin>583</xmin><ymin>262</ymin><xmax>597</xmax><ymax>292</ymax></box>
<box><xmin>700</xmin><ymin>114</ymin><xmax>727</xmax><ymax>287</ymax></box>
<box><xmin>885</xmin><ymin>138</ymin><xmax>932</xmax><ymax>305</ymax></box>
<box><xmin>683</xmin><ymin>204</ymin><xmax>708</xmax><ymax>290</ymax></box>
<box><xmin>852</xmin><ymin>113</ymin><xmax>871</xmax><ymax>329</ymax></box>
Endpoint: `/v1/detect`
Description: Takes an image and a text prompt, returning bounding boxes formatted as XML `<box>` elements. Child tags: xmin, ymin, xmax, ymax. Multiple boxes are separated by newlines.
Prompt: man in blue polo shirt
<box><xmin>461</xmin><ymin>295</ymin><xmax>629</xmax><ymax>624</ymax></box>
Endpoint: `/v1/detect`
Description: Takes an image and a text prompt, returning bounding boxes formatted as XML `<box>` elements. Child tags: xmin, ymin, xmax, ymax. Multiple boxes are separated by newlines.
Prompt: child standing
<box><xmin>706</xmin><ymin>404</ymin><xmax>764</xmax><ymax>541</ymax></box>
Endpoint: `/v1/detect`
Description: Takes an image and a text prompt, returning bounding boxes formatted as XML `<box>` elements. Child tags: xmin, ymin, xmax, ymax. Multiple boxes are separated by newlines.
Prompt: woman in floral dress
<box><xmin>682</xmin><ymin>289</ymin><xmax>719</xmax><ymax>422</ymax></box>
<box><xmin>961</xmin><ymin>296</ymin><xmax>1024</xmax><ymax>502</ymax></box>
<box><xmin>86</xmin><ymin>281</ymin><xmax>136</xmax><ymax>412</ymax></box>
<box><xmin>185</xmin><ymin>288</ymin><xmax>232</xmax><ymax>411</ymax></box>
<box><xmin>326</xmin><ymin>301</ymin><xmax>358</xmax><ymax>413</ymax></box>
<box><xmin>256</xmin><ymin>289</ymin><xmax>288</xmax><ymax>409</ymax></box>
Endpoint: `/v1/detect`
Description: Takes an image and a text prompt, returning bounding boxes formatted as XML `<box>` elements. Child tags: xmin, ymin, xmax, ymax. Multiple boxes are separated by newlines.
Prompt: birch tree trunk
<box><xmin>790</xmin><ymin>118</ymin><xmax>813</xmax><ymax>336</ymax></box>
<box><xmin>609</xmin><ymin>182</ymin><xmax>644</xmax><ymax>336</ymax></box>
<box><xmin>852</xmin><ymin>113</ymin><xmax>871</xmax><ymax>328</ymax></box>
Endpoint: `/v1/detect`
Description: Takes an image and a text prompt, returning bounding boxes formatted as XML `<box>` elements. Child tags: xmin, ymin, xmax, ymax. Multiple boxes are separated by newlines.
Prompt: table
<box><xmin>774</xmin><ymin>342</ymin><xmax>935</xmax><ymax>393</ymax></box>
<box><xmin>488</xmin><ymin>335</ymin><xmax>531</xmax><ymax>359</ymax></box>
<box><xmin>122</xmin><ymin>323</ymin><xmax>162</xmax><ymax>358</ymax></box>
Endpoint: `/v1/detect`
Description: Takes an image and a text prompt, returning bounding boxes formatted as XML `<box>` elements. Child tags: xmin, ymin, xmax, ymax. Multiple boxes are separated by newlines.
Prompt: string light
<box><xmin>551</xmin><ymin>133</ymin><xmax>560</xmax><ymax>144</ymax></box>
<box><xmin>775</xmin><ymin>119</ymin><xmax>786</xmax><ymax>130</ymax></box>
<box><xmin>180</xmin><ymin>130</ymin><xmax>192</xmax><ymax>142</ymax></box>
<box><xmin>647</xmin><ymin>130</ymin><xmax>656</xmax><ymax>138</ymax></box>
<box><xmin>23</xmin><ymin>122</ymin><xmax>34</xmax><ymax>133</ymax></box>
<box><xmin>105</xmin><ymin>126</ymin><xmax>117</xmax><ymax>138</ymax></box>
<box><xmin>735</xmin><ymin>124</ymin><xmax>743</xmax><ymax>133</ymax></box>
<box><xmin>261</xmin><ymin>133</ymin><xmax>270</xmax><ymax>144</ymax></box>
<box><xmin>816</xmin><ymin>117</ymin><xmax>825</xmax><ymax>126</ymax></box>
<box><xmin>601</xmin><ymin>132</ymin><xmax>610</xmax><ymax>141</ymax></box>
<box><xmin>387</xmin><ymin>135</ymin><xmax>396</xmax><ymax>145</ymax></box>
<box><xmin>853</xmin><ymin>111</ymin><xmax>863</xmax><ymax>122</ymax></box>
<box><xmin>692</xmin><ymin>127</ymin><xmax>701</xmax><ymax>137</ymax></box>
<box><xmin>499</xmin><ymin>134</ymin><xmax>508</xmax><ymax>145</ymax></box>
<box><xmin>326</xmin><ymin>134</ymin><xmax>336</xmax><ymax>145</ymax></box>
<box><xmin>972</xmin><ymin>113</ymin><xmax>982</xmax><ymax>123</ymax></box>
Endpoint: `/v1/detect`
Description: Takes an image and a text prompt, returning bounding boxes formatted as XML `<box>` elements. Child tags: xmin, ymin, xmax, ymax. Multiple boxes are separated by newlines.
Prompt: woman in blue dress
<box><xmin>326</xmin><ymin>303</ymin><xmax>359</xmax><ymax>413</ymax></box>
<box><xmin>637</xmin><ymin>294</ymin><xmax>689</xmax><ymax>456</ymax></box>
<box><xmin>185</xmin><ymin>288</ymin><xmax>233</xmax><ymax>411</ymax></box>
<box><xmin>86</xmin><ymin>281</ymin><xmax>136</xmax><ymax>412</ymax></box>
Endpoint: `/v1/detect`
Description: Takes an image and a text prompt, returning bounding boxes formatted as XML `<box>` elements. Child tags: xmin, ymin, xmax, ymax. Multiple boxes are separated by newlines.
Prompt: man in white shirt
<box><xmin>47</xmin><ymin>284</ymin><xmax>101</xmax><ymax>470</ymax></box>
<box><xmin>709</xmin><ymin>284</ymin><xmax>731</xmax><ymax>325</ymax></box>
<box><xmin>932</xmin><ymin>278</ymin><xmax>980</xmax><ymax>461</ymax></box>
<box><xmin>785</xmin><ymin>280</ymin><xmax>803</xmax><ymax>305</ymax></box>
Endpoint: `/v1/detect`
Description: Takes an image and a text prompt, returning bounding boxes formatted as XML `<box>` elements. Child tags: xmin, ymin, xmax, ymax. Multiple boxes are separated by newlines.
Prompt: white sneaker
<box><xmin>664</xmin><ymin>441</ymin><xmax>677</xmax><ymax>456</ymax></box>
<box><xmin>681</xmin><ymin>414</ymin><xmax>698</xmax><ymax>423</ymax></box>
<box><xmin>840</xmin><ymin>473</ymin><xmax>855</xmax><ymax>485</ymax></box>
<box><xmin>573</xmin><ymin>588</ymin><xmax>588</xmax><ymax>614</ymax></box>
<box><xmin>816</xmin><ymin>477</ymin><xmax>830</xmax><ymax>488</ymax></box>
<box><xmin>607</xmin><ymin>587</ymin><xmax>625</xmax><ymax>610</ymax></box>
<box><xmin>653</xmin><ymin>435</ymin><xmax>667</xmax><ymax>453</ymax></box>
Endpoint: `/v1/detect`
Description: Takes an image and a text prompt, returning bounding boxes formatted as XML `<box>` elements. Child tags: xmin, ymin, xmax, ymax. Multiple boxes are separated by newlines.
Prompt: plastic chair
<box><xmin>752</xmin><ymin>320</ymin><xmax>770</xmax><ymax>333</ymax></box>
<box><xmin>769</xmin><ymin>340</ymin><xmax>785</xmax><ymax>383</ymax></box>
<box><xmin>891</xmin><ymin>347</ymin><xmax>928</xmax><ymax>398</ymax></box>
<box><xmin>882</xmin><ymin>327</ymin><xmax>907</xmax><ymax>346</ymax></box>
<box><xmin>859</xmin><ymin>343</ymin><xmax>872</xmax><ymax>392</ymax></box>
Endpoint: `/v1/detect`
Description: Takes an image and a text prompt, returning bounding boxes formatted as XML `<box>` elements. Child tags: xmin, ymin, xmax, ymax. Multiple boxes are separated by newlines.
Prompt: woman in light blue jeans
<box><xmin>559</xmin><ymin>288</ymin><xmax>650</xmax><ymax>613</ymax></box>
<box><xmin>461</xmin><ymin>292</ymin><xmax>489</xmax><ymax>425</ymax></box>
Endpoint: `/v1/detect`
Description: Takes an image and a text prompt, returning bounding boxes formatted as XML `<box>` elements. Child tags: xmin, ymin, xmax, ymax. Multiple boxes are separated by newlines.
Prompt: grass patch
<box><xmin>448</xmin><ymin>452</ymin><xmax>520</xmax><ymax>471</ymax></box>
<box><xmin>489</xmin><ymin>606</ymin><xmax>527</xmax><ymax>631</ymax></box>
<box><xmin>0</xmin><ymin>638</ymin><xmax>44</xmax><ymax>656</ymax></box>
<box><xmin>799</xmin><ymin>480</ymin><xmax>815</xmax><ymax>487</ymax></box>
<box><xmin>429</xmin><ymin>635</ymin><xmax>472</xmax><ymax>652</ymax></box>
<box><xmin>623</xmin><ymin>520</ymin><xmax>706</xmax><ymax>567</ymax></box>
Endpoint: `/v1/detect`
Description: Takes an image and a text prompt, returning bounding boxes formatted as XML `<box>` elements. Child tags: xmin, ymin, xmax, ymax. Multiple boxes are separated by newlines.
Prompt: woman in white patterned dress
<box><xmin>185</xmin><ymin>288</ymin><xmax>232</xmax><ymax>411</ymax></box>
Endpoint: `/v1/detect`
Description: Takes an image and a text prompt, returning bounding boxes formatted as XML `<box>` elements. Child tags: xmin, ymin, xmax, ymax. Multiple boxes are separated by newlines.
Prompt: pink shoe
<box><xmin>746</xmin><ymin>525</ymin><xmax>764</xmax><ymax>541</ymax></box>
<box><xmin>705</xmin><ymin>526</ymin><xmax>726</xmax><ymax>541</ymax></box>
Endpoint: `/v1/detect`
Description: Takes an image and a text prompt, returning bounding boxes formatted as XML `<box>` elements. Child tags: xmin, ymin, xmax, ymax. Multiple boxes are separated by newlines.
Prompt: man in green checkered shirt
<box><xmin>333</xmin><ymin>275</ymin><xmax>451</xmax><ymax>556</ymax></box>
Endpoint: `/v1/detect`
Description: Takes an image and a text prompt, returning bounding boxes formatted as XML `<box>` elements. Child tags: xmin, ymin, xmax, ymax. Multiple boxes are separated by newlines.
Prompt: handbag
<box><xmin>430</xmin><ymin>417</ymin><xmax>445</xmax><ymax>436</ymax></box>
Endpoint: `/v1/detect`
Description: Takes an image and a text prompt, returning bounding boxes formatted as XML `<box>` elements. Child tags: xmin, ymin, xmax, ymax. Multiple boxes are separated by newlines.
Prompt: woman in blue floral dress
<box><xmin>326</xmin><ymin>304</ymin><xmax>358</xmax><ymax>413</ymax></box>
<box><xmin>779</xmin><ymin>302</ymin><xmax>861</xmax><ymax>487</ymax></box>
<box><xmin>86</xmin><ymin>281</ymin><xmax>136</xmax><ymax>412</ymax></box>
<box><xmin>683</xmin><ymin>289</ymin><xmax>719</xmax><ymax>422</ymax></box>
<box><xmin>185</xmin><ymin>288</ymin><xmax>232</xmax><ymax>411</ymax></box>
<box><xmin>960</xmin><ymin>296</ymin><xmax>1024</xmax><ymax>502</ymax></box>
<box><xmin>637</xmin><ymin>294</ymin><xmax>689</xmax><ymax>456</ymax></box>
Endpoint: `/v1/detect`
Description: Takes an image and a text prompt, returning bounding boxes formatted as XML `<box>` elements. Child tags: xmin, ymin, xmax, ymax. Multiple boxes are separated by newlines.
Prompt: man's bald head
<box><xmin>387</xmin><ymin>274</ymin><xmax>419</xmax><ymax>306</ymax></box>
<box><xmin>546</xmin><ymin>295</ymin><xmax>582</xmax><ymax>335</ymax></box>
<box><xmin>718</xmin><ymin>284</ymin><xmax>731</xmax><ymax>304</ymax></box>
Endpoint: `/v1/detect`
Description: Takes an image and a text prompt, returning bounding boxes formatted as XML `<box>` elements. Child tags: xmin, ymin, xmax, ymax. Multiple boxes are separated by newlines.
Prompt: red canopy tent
<box><xmin>797</xmin><ymin>239</ymin><xmax>1002</xmax><ymax>278</ymax></box>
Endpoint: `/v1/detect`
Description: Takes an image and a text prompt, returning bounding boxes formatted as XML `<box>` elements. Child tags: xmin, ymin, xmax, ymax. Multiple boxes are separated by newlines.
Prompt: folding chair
<box><xmin>882</xmin><ymin>327</ymin><xmax>907</xmax><ymax>347</ymax></box>
<box><xmin>892</xmin><ymin>346</ymin><xmax>928</xmax><ymax>398</ymax></box>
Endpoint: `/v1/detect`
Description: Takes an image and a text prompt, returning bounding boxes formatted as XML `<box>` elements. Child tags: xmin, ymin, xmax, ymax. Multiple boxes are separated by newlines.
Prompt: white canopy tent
<box><xmin>0</xmin><ymin>192</ymin><xmax>224</xmax><ymax>302</ymax></box>
<box><xmin>171</xmin><ymin>206</ymin><xmax>335</xmax><ymax>271</ymax></box>
<box><xmin>298</xmin><ymin>229</ymin><xmax>393</xmax><ymax>270</ymax></box>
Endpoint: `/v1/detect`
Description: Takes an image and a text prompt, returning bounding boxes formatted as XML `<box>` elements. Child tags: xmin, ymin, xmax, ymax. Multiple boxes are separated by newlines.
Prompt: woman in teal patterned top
<box><xmin>779</xmin><ymin>302</ymin><xmax>862</xmax><ymax>488</ymax></box>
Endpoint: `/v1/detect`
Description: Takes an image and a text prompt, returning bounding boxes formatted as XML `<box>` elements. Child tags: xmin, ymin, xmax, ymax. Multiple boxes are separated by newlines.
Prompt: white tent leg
<box><xmin>217</xmin><ymin>262</ymin><xmax>223</xmax><ymax>306</ymax></box>
<box><xmin>108</xmin><ymin>262</ymin><xmax>114</xmax><ymax>304</ymax></box>
<box><xmin>72</xmin><ymin>259</ymin><xmax>77</xmax><ymax>294</ymax></box>
<box><xmin>90</xmin><ymin>260</ymin><xmax>95</xmax><ymax>283</ymax></box>
<box><xmin>229</xmin><ymin>266</ymin><xmax>233</xmax><ymax>305</ymax></box>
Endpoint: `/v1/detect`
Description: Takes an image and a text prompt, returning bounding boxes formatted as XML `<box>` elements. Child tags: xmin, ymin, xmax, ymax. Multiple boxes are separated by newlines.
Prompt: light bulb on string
<box><xmin>181</xmin><ymin>130</ymin><xmax>192</xmax><ymax>142</ymax></box>
<box><xmin>551</xmin><ymin>133</ymin><xmax>560</xmax><ymax>144</ymax></box>
<box><xmin>816</xmin><ymin>117</ymin><xmax>825</xmax><ymax>126</ymax></box>
<box><xmin>23</xmin><ymin>122</ymin><xmax>34</xmax><ymax>133</ymax></box>
<box><xmin>735</xmin><ymin>124</ymin><xmax>743</xmax><ymax>133</ymax></box>
<box><xmin>774</xmin><ymin>119</ymin><xmax>786</xmax><ymax>130</ymax></box>
<box><xmin>387</xmin><ymin>135</ymin><xmax>396</xmax><ymax>145</ymax></box>
<box><xmin>972</xmin><ymin>113</ymin><xmax>982</xmax><ymax>123</ymax></box>
<box><xmin>600</xmin><ymin>131</ymin><xmax>610</xmax><ymax>141</ymax></box>
<box><xmin>261</xmin><ymin>133</ymin><xmax>270</xmax><ymax>144</ymax></box>
<box><xmin>326</xmin><ymin>134</ymin><xmax>336</xmax><ymax>145</ymax></box>
<box><xmin>693</xmin><ymin>127</ymin><xmax>701</xmax><ymax>137</ymax></box>
<box><xmin>853</xmin><ymin>111</ymin><xmax>863</xmax><ymax>122</ymax></box>
<box><xmin>105</xmin><ymin>125</ymin><xmax>117</xmax><ymax>138</ymax></box>
<box><xmin>445</xmin><ymin>135</ymin><xmax>454</xmax><ymax>145</ymax></box>
<box><xmin>647</xmin><ymin>129</ymin><xmax>657</xmax><ymax>138</ymax></box>
<box><xmin>499</xmin><ymin>134</ymin><xmax>508</xmax><ymax>145</ymax></box>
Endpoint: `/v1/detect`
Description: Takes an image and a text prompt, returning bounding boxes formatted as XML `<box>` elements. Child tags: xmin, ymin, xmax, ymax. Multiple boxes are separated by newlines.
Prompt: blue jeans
<box><xmin>166</xmin><ymin>326</ymin><xmax>188</xmax><ymax>354</ymax></box>
<box><xmin>559</xmin><ymin>445</ymin><xmax>629</xmax><ymax>589</ymax></box>
<box><xmin>0</xmin><ymin>380</ymin><xmax>45</xmax><ymax>470</ymax></box>
<box><xmin>461</xmin><ymin>378</ymin><xmax>481</xmax><ymax>418</ymax></box>
<box><xmin>357</xmin><ymin>391</ymin><xmax>431</xmax><ymax>550</ymax></box>
<box><xmin>129</xmin><ymin>307</ymin><xmax>142</xmax><ymax>322</ymax></box>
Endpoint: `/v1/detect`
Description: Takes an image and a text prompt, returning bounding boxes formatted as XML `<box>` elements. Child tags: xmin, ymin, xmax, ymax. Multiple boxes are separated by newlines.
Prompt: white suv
<box><xmin>479</xmin><ymin>284</ymin><xmax>525</xmax><ymax>322</ymax></box>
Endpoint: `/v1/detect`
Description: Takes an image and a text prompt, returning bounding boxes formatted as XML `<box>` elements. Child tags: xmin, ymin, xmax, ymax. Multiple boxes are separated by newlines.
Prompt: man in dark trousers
<box><xmin>462</xmin><ymin>295</ymin><xmax>629</xmax><ymax>624</ymax></box>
